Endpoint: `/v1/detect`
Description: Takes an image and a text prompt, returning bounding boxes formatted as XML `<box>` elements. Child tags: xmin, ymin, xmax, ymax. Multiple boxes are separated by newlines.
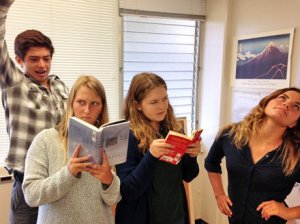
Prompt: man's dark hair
<box><xmin>14</xmin><ymin>29</ymin><xmax>54</xmax><ymax>60</ymax></box>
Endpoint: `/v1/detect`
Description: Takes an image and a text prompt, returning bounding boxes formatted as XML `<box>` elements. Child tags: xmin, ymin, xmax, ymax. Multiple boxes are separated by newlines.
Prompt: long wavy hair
<box><xmin>222</xmin><ymin>87</ymin><xmax>300</xmax><ymax>175</ymax></box>
<box><xmin>123</xmin><ymin>72</ymin><xmax>181</xmax><ymax>153</ymax></box>
<box><xmin>57</xmin><ymin>75</ymin><xmax>109</xmax><ymax>158</ymax></box>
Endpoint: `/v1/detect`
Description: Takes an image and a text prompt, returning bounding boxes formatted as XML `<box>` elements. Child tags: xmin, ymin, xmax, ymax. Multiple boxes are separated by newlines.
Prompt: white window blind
<box><xmin>122</xmin><ymin>14</ymin><xmax>201</xmax><ymax>134</ymax></box>
<box><xmin>0</xmin><ymin>0</ymin><xmax>119</xmax><ymax>165</ymax></box>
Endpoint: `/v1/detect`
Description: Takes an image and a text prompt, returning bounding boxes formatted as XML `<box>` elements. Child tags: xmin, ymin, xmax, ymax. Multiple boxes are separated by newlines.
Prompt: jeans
<box><xmin>10</xmin><ymin>171</ymin><xmax>38</xmax><ymax>224</ymax></box>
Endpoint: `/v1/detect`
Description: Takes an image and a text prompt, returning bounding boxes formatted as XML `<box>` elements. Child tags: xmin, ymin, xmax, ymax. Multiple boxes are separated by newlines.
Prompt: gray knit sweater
<box><xmin>22</xmin><ymin>128</ymin><xmax>121</xmax><ymax>224</ymax></box>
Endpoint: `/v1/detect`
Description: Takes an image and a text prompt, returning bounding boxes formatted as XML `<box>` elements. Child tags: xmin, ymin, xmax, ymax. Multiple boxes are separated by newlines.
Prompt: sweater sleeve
<box><xmin>181</xmin><ymin>155</ymin><xmax>199</xmax><ymax>182</ymax></box>
<box><xmin>100</xmin><ymin>172</ymin><xmax>121</xmax><ymax>206</ymax></box>
<box><xmin>204</xmin><ymin>133</ymin><xmax>226</xmax><ymax>174</ymax></box>
<box><xmin>22</xmin><ymin>130</ymin><xmax>79</xmax><ymax>207</ymax></box>
<box><xmin>0</xmin><ymin>0</ymin><xmax>23</xmax><ymax>89</ymax></box>
<box><xmin>116</xmin><ymin>131</ymin><xmax>158</xmax><ymax>202</ymax></box>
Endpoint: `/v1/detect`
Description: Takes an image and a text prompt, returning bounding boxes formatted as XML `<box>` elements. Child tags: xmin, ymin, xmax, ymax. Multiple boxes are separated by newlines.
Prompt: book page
<box><xmin>98</xmin><ymin>121</ymin><xmax>130</xmax><ymax>165</ymax></box>
<box><xmin>68</xmin><ymin>118</ymin><xmax>101</xmax><ymax>163</ymax></box>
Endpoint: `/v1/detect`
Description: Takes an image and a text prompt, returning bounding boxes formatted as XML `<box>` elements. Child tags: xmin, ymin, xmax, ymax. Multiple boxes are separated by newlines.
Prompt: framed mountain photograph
<box><xmin>231</xmin><ymin>29</ymin><xmax>294</xmax><ymax>89</ymax></box>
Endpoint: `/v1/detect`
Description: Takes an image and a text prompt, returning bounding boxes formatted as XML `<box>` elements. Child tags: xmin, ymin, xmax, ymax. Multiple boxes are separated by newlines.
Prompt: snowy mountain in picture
<box><xmin>236</xmin><ymin>43</ymin><xmax>288</xmax><ymax>79</ymax></box>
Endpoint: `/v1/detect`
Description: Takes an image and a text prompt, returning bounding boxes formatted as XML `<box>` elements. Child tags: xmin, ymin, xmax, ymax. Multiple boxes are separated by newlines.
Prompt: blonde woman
<box><xmin>115</xmin><ymin>72</ymin><xmax>200</xmax><ymax>224</ymax></box>
<box><xmin>205</xmin><ymin>87</ymin><xmax>300</xmax><ymax>223</ymax></box>
<box><xmin>23</xmin><ymin>75</ymin><xmax>121</xmax><ymax>224</ymax></box>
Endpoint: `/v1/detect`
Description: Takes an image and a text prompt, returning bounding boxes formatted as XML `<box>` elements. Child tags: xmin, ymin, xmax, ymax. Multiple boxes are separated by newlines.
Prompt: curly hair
<box><xmin>222</xmin><ymin>87</ymin><xmax>300</xmax><ymax>175</ymax></box>
<box><xmin>123</xmin><ymin>72</ymin><xmax>182</xmax><ymax>153</ymax></box>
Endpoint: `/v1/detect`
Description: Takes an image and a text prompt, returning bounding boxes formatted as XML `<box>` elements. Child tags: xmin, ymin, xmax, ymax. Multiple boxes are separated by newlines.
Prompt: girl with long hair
<box><xmin>205</xmin><ymin>87</ymin><xmax>300</xmax><ymax>223</ymax></box>
<box><xmin>115</xmin><ymin>72</ymin><xmax>201</xmax><ymax>224</ymax></box>
<box><xmin>23</xmin><ymin>75</ymin><xmax>121</xmax><ymax>224</ymax></box>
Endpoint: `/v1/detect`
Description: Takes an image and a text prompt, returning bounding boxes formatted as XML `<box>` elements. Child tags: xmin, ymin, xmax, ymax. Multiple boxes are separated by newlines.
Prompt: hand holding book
<box><xmin>68</xmin><ymin>144</ymin><xmax>94</xmax><ymax>178</ymax></box>
<box><xmin>159</xmin><ymin>128</ymin><xmax>203</xmax><ymax>165</ymax></box>
<box><xmin>68</xmin><ymin>117</ymin><xmax>130</xmax><ymax>166</ymax></box>
<box><xmin>185</xmin><ymin>141</ymin><xmax>201</xmax><ymax>158</ymax></box>
<box><xmin>185</xmin><ymin>129</ymin><xmax>202</xmax><ymax>157</ymax></box>
<box><xmin>87</xmin><ymin>150</ymin><xmax>113</xmax><ymax>185</ymax></box>
<box><xmin>149</xmin><ymin>139</ymin><xmax>175</xmax><ymax>158</ymax></box>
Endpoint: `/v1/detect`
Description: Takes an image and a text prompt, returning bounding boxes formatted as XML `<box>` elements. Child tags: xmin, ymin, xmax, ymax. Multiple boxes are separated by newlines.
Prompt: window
<box><xmin>121</xmin><ymin>13</ymin><xmax>202</xmax><ymax>133</ymax></box>
<box><xmin>0</xmin><ymin>0</ymin><xmax>119</xmax><ymax>165</ymax></box>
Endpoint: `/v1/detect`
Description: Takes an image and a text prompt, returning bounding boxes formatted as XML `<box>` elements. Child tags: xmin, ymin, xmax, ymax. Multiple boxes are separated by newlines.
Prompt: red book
<box><xmin>160</xmin><ymin>128</ymin><xmax>203</xmax><ymax>165</ymax></box>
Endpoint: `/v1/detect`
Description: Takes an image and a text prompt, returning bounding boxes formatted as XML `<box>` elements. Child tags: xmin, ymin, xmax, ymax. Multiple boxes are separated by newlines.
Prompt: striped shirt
<box><xmin>0</xmin><ymin>4</ymin><xmax>68</xmax><ymax>173</ymax></box>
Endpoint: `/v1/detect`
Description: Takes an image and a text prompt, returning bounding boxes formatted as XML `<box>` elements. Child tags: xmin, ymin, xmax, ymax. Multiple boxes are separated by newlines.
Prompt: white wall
<box><xmin>225</xmin><ymin>0</ymin><xmax>300</xmax><ymax>89</ymax></box>
<box><xmin>194</xmin><ymin>0</ymin><xmax>229</xmax><ymax>223</ymax></box>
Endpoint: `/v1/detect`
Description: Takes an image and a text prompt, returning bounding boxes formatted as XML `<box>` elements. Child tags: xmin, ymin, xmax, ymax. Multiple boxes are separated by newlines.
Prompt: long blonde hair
<box><xmin>221</xmin><ymin>87</ymin><xmax>300</xmax><ymax>175</ymax></box>
<box><xmin>123</xmin><ymin>72</ymin><xmax>181</xmax><ymax>153</ymax></box>
<box><xmin>57</xmin><ymin>75</ymin><xmax>109</xmax><ymax>157</ymax></box>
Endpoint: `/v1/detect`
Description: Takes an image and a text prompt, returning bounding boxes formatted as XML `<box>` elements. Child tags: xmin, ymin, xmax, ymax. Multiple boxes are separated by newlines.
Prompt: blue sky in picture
<box><xmin>237</xmin><ymin>34</ymin><xmax>290</xmax><ymax>63</ymax></box>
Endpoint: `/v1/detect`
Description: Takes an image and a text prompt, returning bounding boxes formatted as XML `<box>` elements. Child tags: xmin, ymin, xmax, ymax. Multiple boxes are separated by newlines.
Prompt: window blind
<box><xmin>122</xmin><ymin>14</ymin><xmax>201</xmax><ymax>134</ymax></box>
<box><xmin>0</xmin><ymin>0</ymin><xmax>119</xmax><ymax>165</ymax></box>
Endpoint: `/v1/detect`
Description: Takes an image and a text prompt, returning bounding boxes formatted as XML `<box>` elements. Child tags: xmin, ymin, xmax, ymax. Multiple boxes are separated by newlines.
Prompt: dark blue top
<box><xmin>205</xmin><ymin>130</ymin><xmax>300</xmax><ymax>224</ymax></box>
<box><xmin>115</xmin><ymin>131</ymin><xmax>199</xmax><ymax>224</ymax></box>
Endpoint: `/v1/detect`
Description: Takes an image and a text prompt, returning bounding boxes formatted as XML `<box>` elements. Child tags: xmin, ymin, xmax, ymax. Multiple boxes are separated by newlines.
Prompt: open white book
<box><xmin>68</xmin><ymin>116</ymin><xmax>130</xmax><ymax>166</ymax></box>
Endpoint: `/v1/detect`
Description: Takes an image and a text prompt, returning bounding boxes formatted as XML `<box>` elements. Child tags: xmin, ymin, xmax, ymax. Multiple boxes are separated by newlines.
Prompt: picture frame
<box><xmin>231</xmin><ymin>28</ymin><xmax>294</xmax><ymax>89</ymax></box>
<box><xmin>176</xmin><ymin>116</ymin><xmax>188</xmax><ymax>135</ymax></box>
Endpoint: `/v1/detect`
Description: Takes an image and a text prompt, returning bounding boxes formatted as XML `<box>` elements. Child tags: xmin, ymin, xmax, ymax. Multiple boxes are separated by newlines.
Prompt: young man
<box><xmin>0</xmin><ymin>0</ymin><xmax>69</xmax><ymax>223</ymax></box>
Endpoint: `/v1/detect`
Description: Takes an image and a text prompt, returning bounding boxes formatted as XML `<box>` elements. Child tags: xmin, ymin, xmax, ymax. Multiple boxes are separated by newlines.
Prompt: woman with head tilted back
<box><xmin>22</xmin><ymin>75</ymin><xmax>121</xmax><ymax>224</ymax></box>
<box><xmin>205</xmin><ymin>87</ymin><xmax>300</xmax><ymax>223</ymax></box>
<box><xmin>115</xmin><ymin>72</ymin><xmax>201</xmax><ymax>224</ymax></box>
